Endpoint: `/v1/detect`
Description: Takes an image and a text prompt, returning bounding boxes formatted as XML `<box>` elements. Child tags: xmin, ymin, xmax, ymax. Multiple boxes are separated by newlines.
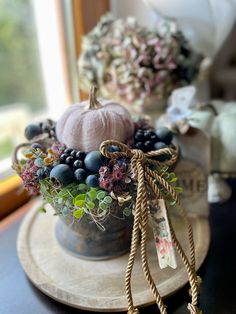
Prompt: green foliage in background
<box><xmin>0</xmin><ymin>0</ymin><xmax>46</xmax><ymax>111</ymax></box>
<box><xmin>0</xmin><ymin>137</ymin><xmax>13</xmax><ymax>159</ymax></box>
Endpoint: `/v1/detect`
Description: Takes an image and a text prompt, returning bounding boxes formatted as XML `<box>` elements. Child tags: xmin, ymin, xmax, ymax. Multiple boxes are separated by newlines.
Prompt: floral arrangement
<box><xmin>13</xmin><ymin>115</ymin><xmax>181</xmax><ymax>230</ymax></box>
<box><xmin>78</xmin><ymin>14</ymin><xmax>203</xmax><ymax>108</ymax></box>
<box><xmin>13</xmin><ymin>88</ymin><xmax>204</xmax><ymax>314</ymax></box>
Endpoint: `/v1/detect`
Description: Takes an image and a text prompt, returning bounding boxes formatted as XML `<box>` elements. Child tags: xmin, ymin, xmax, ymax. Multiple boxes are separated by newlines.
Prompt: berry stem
<box><xmin>88</xmin><ymin>86</ymin><xmax>102</xmax><ymax>110</ymax></box>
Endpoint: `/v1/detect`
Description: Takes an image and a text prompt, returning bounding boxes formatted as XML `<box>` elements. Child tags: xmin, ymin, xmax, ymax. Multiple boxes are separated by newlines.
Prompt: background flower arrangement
<box><xmin>78</xmin><ymin>14</ymin><xmax>203</xmax><ymax>110</ymax></box>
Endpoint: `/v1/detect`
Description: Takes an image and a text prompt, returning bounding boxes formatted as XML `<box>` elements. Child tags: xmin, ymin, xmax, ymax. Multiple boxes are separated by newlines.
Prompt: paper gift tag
<box><xmin>149</xmin><ymin>199</ymin><xmax>177</xmax><ymax>269</ymax></box>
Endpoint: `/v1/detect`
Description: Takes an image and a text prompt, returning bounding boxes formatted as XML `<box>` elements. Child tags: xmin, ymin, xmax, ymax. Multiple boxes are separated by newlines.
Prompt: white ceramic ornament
<box><xmin>208</xmin><ymin>174</ymin><xmax>232</xmax><ymax>204</ymax></box>
<box><xmin>189</xmin><ymin>101</ymin><xmax>236</xmax><ymax>174</ymax></box>
<box><xmin>56</xmin><ymin>87</ymin><xmax>134</xmax><ymax>151</ymax></box>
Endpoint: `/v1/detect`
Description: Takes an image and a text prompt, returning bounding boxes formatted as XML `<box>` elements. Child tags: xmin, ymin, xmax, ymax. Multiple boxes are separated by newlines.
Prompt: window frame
<box><xmin>0</xmin><ymin>0</ymin><xmax>109</xmax><ymax>218</ymax></box>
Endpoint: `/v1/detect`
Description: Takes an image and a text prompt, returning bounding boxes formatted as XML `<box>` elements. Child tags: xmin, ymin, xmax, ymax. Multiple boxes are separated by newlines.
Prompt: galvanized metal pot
<box><xmin>55</xmin><ymin>207</ymin><xmax>133</xmax><ymax>260</ymax></box>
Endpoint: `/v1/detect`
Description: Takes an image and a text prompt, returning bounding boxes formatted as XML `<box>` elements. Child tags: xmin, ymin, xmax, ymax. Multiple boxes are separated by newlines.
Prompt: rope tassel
<box><xmin>100</xmin><ymin>140</ymin><xmax>202</xmax><ymax>314</ymax></box>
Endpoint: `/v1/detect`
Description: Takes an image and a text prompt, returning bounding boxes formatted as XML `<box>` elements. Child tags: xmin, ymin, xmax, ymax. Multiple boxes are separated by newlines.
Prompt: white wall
<box><xmin>110</xmin><ymin>0</ymin><xmax>157</xmax><ymax>28</ymax></box>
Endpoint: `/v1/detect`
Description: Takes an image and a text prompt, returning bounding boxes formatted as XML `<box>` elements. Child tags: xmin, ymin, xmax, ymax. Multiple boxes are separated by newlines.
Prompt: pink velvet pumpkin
<box><xmin>56</xmin><ymin>87</ymin><xmax>134</xmax><ymax>151</ymax></box>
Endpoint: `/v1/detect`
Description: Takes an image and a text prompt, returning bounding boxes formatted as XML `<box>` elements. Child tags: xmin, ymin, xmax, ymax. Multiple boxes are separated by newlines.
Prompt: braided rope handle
<box><xmin>12</xmin><ymin>143</ymin><xmax>30</xmax><ymax>165</ymax></box>
<box><xmin>12</xmin><ymin>131</ymin><xmax>55</xmax><ymax>167</ymax></box>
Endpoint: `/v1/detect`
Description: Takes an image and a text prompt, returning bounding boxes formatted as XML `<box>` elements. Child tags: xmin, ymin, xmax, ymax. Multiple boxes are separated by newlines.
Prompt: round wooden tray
<box><xmin>17</xmin><ymin>202</ymin><xmax>210</xmax><ymax>312</ymax></box>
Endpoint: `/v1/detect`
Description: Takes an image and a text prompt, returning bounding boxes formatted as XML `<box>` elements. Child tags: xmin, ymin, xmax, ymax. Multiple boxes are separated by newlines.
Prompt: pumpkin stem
<box><xmin>89</xmin><ymin>86</ymin><xmax>102</xmax><ymax>109</ymax></box>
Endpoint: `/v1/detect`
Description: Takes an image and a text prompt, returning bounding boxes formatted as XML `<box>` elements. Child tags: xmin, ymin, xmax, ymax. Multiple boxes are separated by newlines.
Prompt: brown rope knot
<box><xmin>100</xmin><ymin>139</ymin><xmax>179</xmax><ymax>209</ymax></box>
<box><xmin>130</xmin><ymin>149</ymin><xmax>146</xmax><ymax>163</ymax></box>
<box><xmin>100</xmin><ymin>139</ymin><xmax>202</xmax><ymax>314</ymax></box>
<box><xmin>100</xmin><ymin>140</ymin><xmax>178</xmax><ymax>175</ymax></box>
<box><xmin>100</xmin><ymin>140</ymin><xmax>178</xmax><ymax>185</ymax></box>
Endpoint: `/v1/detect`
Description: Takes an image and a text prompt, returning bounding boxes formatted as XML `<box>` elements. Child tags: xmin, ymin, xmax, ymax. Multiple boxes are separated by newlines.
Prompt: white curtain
<box><xmin>144</xmin><ymin>0</ymin><xmax>236</xmax><ymax>57</ymax></box>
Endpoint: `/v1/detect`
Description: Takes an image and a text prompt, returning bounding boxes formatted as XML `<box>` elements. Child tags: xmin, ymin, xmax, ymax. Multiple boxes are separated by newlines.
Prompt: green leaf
<box><xmin>169</xmin><ymin>200</ymin><xmax>177</xmax><ymax>206</ymax></box>
<box><xmin>174</xmin><ymin>186</ymin><xmax>184</xmax><ymax>193</ymax></box>
<box><xmin>78</xmin><ymin>183</ymin><xmax>87</xmax><ymax>191</ymax></box>
<box><xmin>123</xmin><ymin>208</ymin><xmax>131</xmax><ymax>216</ymax></box>
<box><xmin>74</xmin><ymin>194</ymin><xmax>86</xmax><ymax>201</ymax></box>
<box><xmin>167</xmin><ymin>172</ymin><xmax>178</xmax><ymax>183</ymax></box>
<box><xmin>166</xmin><ymin>172</ymin><xmax>176</xmax><ymax>182</ymax></box>
<box><xmin>87</xmin><ymin>189</ymin><xmax>97</xmax><ymax>200</ymax></box>
<box><xmin>74</xmin><ymin>199</ymin><xmax>85</xmax><ymax>207</ymax></box>
<box><xmin>86</xmin><ymin>201</ymin><xmax>95</xmax><ymax>209</ymax></box>
<box><xmin>104</xmin><ymin>196</ymin><xmax>112</xmax><ymax>204</ymax></box>
<box><xmin>97</xmin><ymin>191</ymin><xmax>107</xmax><ymax>200</ymax></box>
<box><xmin>39</xmin><ymin>207</ymin><xmax>46</xmax><ymax>213</ymax></box>
<box><xmin>57</xmin><ymin>188</ymin><xmax>68</xmax><ymax>197</ymax></box>
<box><xmin>73</xmin><ymin>194</ymin><xmax>86</xmax><ymax>206</ymax></box>
<box><xmin>99</xmin><ymin>202</ymin><xmax>109</xmax><ymax>210</ymax></box>
<box><xmin>73</xmin><ymin>209</ymin><xmax>84</xmax><ymax>219</ymax></box>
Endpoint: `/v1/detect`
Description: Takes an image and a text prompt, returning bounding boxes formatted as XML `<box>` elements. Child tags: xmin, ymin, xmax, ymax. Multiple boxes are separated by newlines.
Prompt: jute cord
<box><xmin>100</xmin><ymin>140</ymin><xmax>202</xmax><ymax>314</ymax></box>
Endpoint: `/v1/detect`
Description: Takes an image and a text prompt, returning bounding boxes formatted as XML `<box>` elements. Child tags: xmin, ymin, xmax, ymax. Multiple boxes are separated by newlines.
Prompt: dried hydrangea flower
<box><xmin>20</xmin><ymin>159</ymin><xmax>40</xmax><ymax>195</ymax></box>
<box><xmin>99</xmin><ymin>158</ymin><xmax>131</xmax><ymax>193</ymax></box>
<box><xmin>78</xmin><ymin>14</ymin><xmax>203</xmax><ymax>109</ymax></box>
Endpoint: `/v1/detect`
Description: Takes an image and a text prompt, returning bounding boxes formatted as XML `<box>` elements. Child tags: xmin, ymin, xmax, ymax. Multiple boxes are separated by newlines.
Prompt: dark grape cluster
<box><xmin>59</xmin><ymin>148</ymin><xmax>86</xmax><ymax>170</ymax></box>
<box><xmin>133</xmin><ymin>127</ymin><xmax>174</xmax><ymax>159</ymax></box>
<box><xmin>133</xmin><ymin>128</ymin><xmax>158</xmax><ymax>152</ymax></box>
<box><xmin>58</xmin><ymin>148</ymin><xmax>89</xmax><ymax>182</ymax></box>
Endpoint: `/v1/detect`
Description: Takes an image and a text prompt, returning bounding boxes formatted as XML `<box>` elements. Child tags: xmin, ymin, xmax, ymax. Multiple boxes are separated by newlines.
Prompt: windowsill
<box><xmin>0</xmin><ymin>175</ymin><xmax>30</xmax><ymax>220</ymax></box>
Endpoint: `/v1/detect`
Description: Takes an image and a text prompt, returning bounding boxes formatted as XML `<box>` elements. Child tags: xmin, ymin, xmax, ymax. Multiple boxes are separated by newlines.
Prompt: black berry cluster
<box><xmin>133</xmin><ymin>128</ymin><xmax>158</xmax><ymax>152</ymax></box>
<box><xmin>133</xmin><ymin>127</ymin><xmax>174</xmax><ymax>158</ymax></box>
<box><xmin>59</xmin><ymin>148</ymin><xmax>87</xmax><ymax>177</ymax></box>
<box><xmin>50</xmin><ymin>149</ymin><xmax>102</xmax><ymax>187</ymax></box>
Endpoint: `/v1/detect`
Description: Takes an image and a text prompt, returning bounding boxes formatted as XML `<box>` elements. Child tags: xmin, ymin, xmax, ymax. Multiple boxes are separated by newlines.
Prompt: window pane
<box><xmin>0</xmin><ymin>0</ymin><xmax>46</xmax><ymax>111</ymax></box>
<box><xmin>0</xmin><ymin>0</ymin><xmax>46</xmax><ymax>170</ymax></box>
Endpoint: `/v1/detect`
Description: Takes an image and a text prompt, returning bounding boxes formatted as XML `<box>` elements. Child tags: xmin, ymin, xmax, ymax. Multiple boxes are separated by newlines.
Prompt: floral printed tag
<box><xmin>149</xmin><ymin>199</ymin><xmax>177</xmax><ymax>269</ymax></box>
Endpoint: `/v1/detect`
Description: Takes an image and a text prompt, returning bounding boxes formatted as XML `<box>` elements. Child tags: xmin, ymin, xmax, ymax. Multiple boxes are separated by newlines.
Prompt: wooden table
<box><xmin>1</xmin><ymin>180</ymin><xmax>236</xmax><ymax>314</ymax></box>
